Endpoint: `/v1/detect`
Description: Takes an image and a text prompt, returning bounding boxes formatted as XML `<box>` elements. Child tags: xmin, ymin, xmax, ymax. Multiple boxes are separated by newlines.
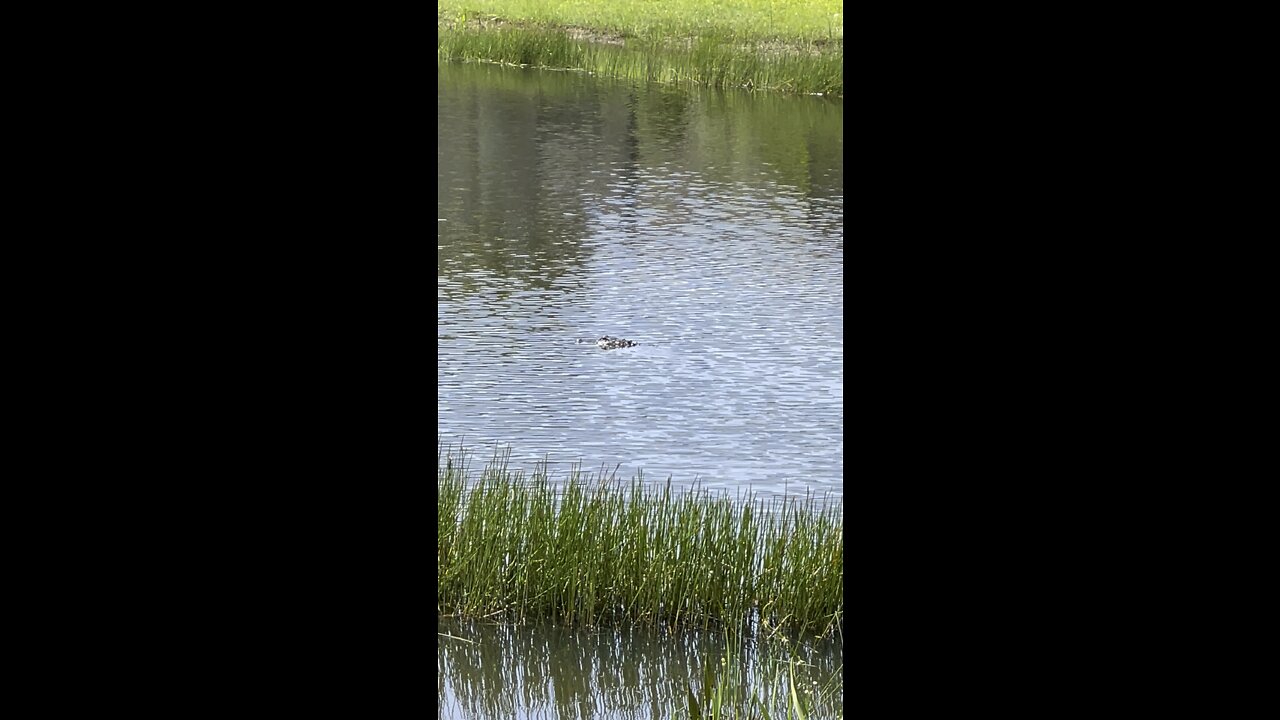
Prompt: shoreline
<box><xmin>437</xmin><ymin>1</ymin><xmax>843</xmax><ymax>97</ymax></box>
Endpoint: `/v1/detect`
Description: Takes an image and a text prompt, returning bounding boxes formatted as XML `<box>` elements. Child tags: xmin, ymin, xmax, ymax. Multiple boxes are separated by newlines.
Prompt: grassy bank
<box><xmin>437</xmin><ymin>0</ymin><xmax>843</xmax><ymax>96</ymax></box>
<box><xmin>438</xmin><ymin>446</ymin><xmax>843</xmax><ymax>638</ymax></box>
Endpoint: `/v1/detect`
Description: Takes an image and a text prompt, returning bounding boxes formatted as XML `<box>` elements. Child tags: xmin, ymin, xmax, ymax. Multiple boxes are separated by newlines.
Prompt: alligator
<box><xmin>578</xmin><ymin>335</ymin><xmax>639</xmax><ymax>350</ymax></box>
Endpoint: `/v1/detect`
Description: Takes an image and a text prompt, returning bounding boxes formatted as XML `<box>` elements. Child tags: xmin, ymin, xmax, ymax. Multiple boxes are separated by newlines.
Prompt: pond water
<box><xmin>438</xmin><ymin>62</ymin><xmax>844</xmax><ymax>502</ymax></box>
<box><xmin>439</xmin><ymin>617</ymin><xmax>844</xmax><ymax>720</ymax></box>
<box><xmin>438</xmin><ymin>61</ymin><xmax>844</xmax><ymax>720</ymax></box>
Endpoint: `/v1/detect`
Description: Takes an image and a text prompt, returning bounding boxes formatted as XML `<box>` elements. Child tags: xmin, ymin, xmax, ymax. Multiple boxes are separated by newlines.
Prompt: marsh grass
<box><xmin>437</xmin><ymin>0</ymin><xmax>843</xmax><ymax>96</ymax></box>
<box><xmin>438</xmin><ymin>445</ymin><xmax>843</xmax><ymax>639</ymax></box>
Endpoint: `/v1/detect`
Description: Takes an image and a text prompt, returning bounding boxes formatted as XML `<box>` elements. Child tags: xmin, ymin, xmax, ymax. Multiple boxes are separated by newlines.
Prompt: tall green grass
<box><xmin>437</xmin><ymin>0</ymin><xmax>843</xmax><ymax>96</ymax></box>
<box><xmin>438</xmin><ymin>445</ymin><xmax>843</xmax><ymax>639</ymax></box>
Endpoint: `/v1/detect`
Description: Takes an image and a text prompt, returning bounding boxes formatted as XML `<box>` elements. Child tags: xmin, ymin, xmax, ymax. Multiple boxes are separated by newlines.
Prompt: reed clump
<box><xmin>438</xmin><ymin>446</ymin><xmax>843</xmax><ymax>639</ymax></box>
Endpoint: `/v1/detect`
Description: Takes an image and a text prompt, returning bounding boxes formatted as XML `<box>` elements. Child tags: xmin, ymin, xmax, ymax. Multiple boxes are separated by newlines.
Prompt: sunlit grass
<box><xmin>437</xmin><ymin>0</ymin><xmax>843</xmax><ymax>96</ymax></box>
<box><xmin>439</xmin><ymin>0</ymin><xmax>843</xmax><ymax>42</ymax></box>
<box><xmin>438</xmin><ymin>445</ymin><xmax>844</xmax><ymax>639</ymax></box>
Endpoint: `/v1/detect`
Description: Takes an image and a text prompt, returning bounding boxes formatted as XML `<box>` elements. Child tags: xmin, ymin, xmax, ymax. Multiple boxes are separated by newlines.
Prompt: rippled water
<box><xmin>438</xmin><ymin>62</ymin><xmax>843</xmax><ymax>499</ymax></box>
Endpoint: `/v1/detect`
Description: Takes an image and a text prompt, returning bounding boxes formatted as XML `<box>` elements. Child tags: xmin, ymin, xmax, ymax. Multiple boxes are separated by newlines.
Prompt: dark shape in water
<box><xmin>581</xmin><ymin>335</ymin><xmax>640</xmax><ymax>348</ymax></box>
<box><xmin>594</xmin><ymin>335</ymin><xmax>638</xmax><ymax>350</ymax></box>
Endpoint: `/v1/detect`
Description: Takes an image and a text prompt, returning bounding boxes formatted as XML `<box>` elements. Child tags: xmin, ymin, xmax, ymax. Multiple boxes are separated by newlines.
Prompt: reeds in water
<box><xmin>685</xmin><ymin>633</ymin><xmax>845</xmax><ymax>720</ymax></box>
<box><xmin>438</xmin><ymin>446</ymin><xmax>843</xmax><ymax>639</ymax></box>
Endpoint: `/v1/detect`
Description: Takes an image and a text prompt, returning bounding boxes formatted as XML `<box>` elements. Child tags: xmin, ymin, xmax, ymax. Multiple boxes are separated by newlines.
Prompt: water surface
<box><xmin>438</xmin><ymin>617</ymin><xmax>844</xmax><ymax>720</ymax></box>
<box><xmin>438</xmin><ymin>62</ymin><xmax>843</xmax><ymax>500</ymax></box>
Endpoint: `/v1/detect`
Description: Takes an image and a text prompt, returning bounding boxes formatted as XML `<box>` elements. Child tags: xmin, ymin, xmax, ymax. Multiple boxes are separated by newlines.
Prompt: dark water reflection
<box><xmin>438</xmin><ymin>62</ymin><xmax>843</xmax><ymax>500</ymax></box>
<box><xmin>438</xmin><ymin>617</ymin><xmax>843</xmax><ymax>720</ymax></box>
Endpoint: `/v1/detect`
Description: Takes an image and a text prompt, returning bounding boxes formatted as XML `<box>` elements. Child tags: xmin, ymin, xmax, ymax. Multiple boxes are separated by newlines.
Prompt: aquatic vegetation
<box><xmin>684</xmin><ymin>635</ymin><xmax>845</xmax><ymax>720</ymax></box>
<box><xmin>438</xmin><ymin>445</ymin><xmax>843</xmax><ymax>639</ymax></box>
<box><xmin>437</xmin><ymin>0</ymin><xmax>843</xmax><ymax>96</ymax></box>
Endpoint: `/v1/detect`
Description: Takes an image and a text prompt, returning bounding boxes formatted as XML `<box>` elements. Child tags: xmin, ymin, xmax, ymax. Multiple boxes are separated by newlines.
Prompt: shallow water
<box><xmin>438</xmin><ymin>617</ymin><xmax>843</xmax><ymax>720</ymax></box>
<box><xmin>438</xmin><ymin>62</ymin><xmax>843</xmax><ymax>500</ymax></box>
